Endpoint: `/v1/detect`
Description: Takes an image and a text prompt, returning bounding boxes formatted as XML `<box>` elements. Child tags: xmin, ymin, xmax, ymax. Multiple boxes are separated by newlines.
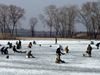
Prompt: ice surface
<box><xmin>0</xmin><ymin>39</ymin><xmax>100</xmax><ymax>75</ymax></box>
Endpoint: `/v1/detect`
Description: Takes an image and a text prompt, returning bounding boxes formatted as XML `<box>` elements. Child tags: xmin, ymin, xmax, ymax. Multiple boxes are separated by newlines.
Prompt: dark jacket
<box><xmin>87</xmin><ymin>45</ymin><xmax>92</xmax><ymax>54</ymax></box>
<box><xmin>56</xmin><ymin>48</ymin><xmax>62</xmax><ymax>56</ymax></box>
<box><xmin>1</xmin><ymin>47</ymin><xmax>5</xmax><ymax>54</ymax></box>
<box><xmin>3</xmin><ymin>47</ymin><xmax>8</xmax><ymax>54</ymax></box>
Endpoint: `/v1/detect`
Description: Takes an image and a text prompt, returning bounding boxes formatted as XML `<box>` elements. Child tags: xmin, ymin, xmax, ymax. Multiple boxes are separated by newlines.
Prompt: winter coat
<box><xmin>3</xmin><ymin>47</ymin><xmax>8</xmax><ymax>54</ymax></box>
<box><xmin>28</xmin><ymin>42</ymin><xmax>32</xmax><ymax>48</ymax></box>
<box><xmin>56</xmin><ymin>48</ymin><xmax>62</xmax><ymax>56</ymax></box>
<box><xmin>65</xmin><ymin>46</ymin><xmax>69</xmax><ymax>53</ymax></box>
<box><xmin>86</xmin><ymin>45</ymin><xmax>92</xmax><ymax>54</ymax></box>
<box><xmin>0</xmin><ymin>47</ymin><xmax>5</xmax><ymax>54</ymax></box>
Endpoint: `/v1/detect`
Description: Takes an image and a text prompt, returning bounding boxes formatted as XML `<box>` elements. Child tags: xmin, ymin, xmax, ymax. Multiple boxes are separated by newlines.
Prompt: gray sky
<box><xmin>0</xmin><ymin>0</ymin><xmax>96</xmax><ymax>31</ymax></box>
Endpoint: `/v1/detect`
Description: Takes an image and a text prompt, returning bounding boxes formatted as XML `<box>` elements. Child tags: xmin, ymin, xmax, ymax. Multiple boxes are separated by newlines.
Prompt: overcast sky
<box><xmin>0</xmin><ymin>0</ymin><xmax>97</xmax><ymax>31</ymax></box>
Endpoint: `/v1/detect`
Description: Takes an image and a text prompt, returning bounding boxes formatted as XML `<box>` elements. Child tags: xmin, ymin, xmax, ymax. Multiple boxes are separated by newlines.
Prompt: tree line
<box><xmin>40</xmin><ymin>1</ymin><xmax>100</xmax><ymax>39</ymax></box>
<box><xmin>0</xmin><ymin>4</ymin><xmax>24</xmax><ymax>39</ymax></box>
<box><xmin>0</xmin><ymin>1</ymin><xmax>100</xmax><ymax>39</ymax></box>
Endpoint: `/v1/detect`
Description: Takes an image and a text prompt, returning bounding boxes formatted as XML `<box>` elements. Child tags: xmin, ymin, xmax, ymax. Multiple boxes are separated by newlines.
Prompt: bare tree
<box><xmin>58</xmin><ymin>7</ymin><xmax>68</xmax><ymax>37</ymax></box>
<box><xmin>77</xmin><ymin>1</ymin><xmax>100</xmax><ymax>39</ymax></box>
<box><xmin>44</xmin><ymin>5</ymin><xmax>57</xmax><ymax>37</ymax></box>
<box><xmin>59</xmin><ymin>6</ymin><xmax>77</xmax><ymax>37</ymax></box>
<box><xmin>8</xmin><ymin>5</ymin><xmax>25</xmax><ymax>37</ymax></box>
<box><xmin>93</xmin><ymin>1</ymin><xmax>100</xmax><ymax>37</ymax></box>
<box><xmin>67</xmin><ymin>6</ymin><xmax>77</xmax><ymax>37</ymax></box>
<box><xmin>30</xmin><ymin>17</ymin><xmax>38</xmax><ymax>37</ymax></box>
<box><xmin>77</xmin><ymin>7</ymin><xmax>91</xmax><ymax>37</ymax></box>
<box><xmin>0</xmin><ymin>4</ymin><xmax>11</xmax><ymax>39</ymax></box>
<box><xmin>42</xmin><ymin>5</ymin><xmax>77</xmax><ymax>38</ymax></box>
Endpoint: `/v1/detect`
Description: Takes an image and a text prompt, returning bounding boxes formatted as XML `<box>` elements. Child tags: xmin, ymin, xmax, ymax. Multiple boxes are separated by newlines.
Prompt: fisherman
<box><xmin>64</xmin><ymin>46</ymin><xmax>69</xmax><ymax>53</ymax></box>
<box><xmin>28</xmin><ymin>42</ymin><xmax>32</xmax><ymax>48</ymax></box>
<box><xmin>55</xmin><ymin>47</ymin><xmax>65</xmax><ymax>63</ymax></box>
<box><xmin>3</xmin><ymin>47</ymin><xmax>9</xmax><ymax>55</ymax></box>
<box><xmin>0</xmin><ymin>46</ymin><xmax>5</xmax><ymax>54</ymax></box>
<box><xmin>13</xmin><ymin>45</ymin><xmax>26</xmax><ymax>53</ymax></box>
<box><xmin>96</xmin><ymin>42</ymin><xmax>100</xmax><ymax>49</ymax></box>
<box><xmin>26</xmin><ymin>50</ymin><xmax>35</xmax><ymax>58</ymax></box>
<box><xmin>83</xmin><ymin>44</ymin><xmax>92</xmax><ymax>57</ymax></box>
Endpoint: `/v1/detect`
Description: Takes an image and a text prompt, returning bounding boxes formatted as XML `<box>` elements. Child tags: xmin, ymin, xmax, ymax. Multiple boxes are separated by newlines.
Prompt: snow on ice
<box><xmin>0</xmin><ymin>39</ymin><xmax>100</xmax><ymax>75</ymax></box>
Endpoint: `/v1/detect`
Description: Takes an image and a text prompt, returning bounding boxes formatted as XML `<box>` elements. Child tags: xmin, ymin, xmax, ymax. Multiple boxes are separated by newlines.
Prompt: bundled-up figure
<box><xmin>90</xmin><ymin>41</ymin><xmax>94</xmax><ymax>45</ymax></box>
<box><xmin>0</xmin><ymin>46</ymin><xmax>5</xmax><ymax>54</ymax></box>
<box><xmin>3</xmin><ymin>47</ymin><xmax>9</xmax><ymax>55</ymax></box>
<box><xmin>64</xmin><ymin>46</ymin><xmax>69</xmax><ymax>53</ymax></box>
<box><xmin>86</xmin><ymin>44</ymin><xmax>92</xmax><ymax>57</ymax></box>
<box><xmin>16</xmin><ymin>41</ymin><xmax>18</xmax><ymax>45</ymax></box>
<box><xmin>13</xmin><ymin>45</ymin><xmax>26</xmax><ymax>53</ymax></box>
<box><xmin>16</xmin><ymin>41</ymin><xmax>20</xmax><ymax>49</ymax></box>
<box><xmin>28</xmin><ymin>42</ymin><xmax>32</xmax><ymax>48</ymax></box>
<box><xmin>9</xmin><ymin>43</ymin><xmax>12</xmax><ymax>48</ymax></box>
<box><xmin>16</xmin><ymin>40</ymin><xmax>22</xmax><ymax>49</ymax></box>
<box><xmin>7</xmin><ymin>42</ymin><xmax>12</xmax><ymax>48</ymax></box>
<box><xmin>33</xmin><ymin>41</ymin><xmax>36</xmax><ymax>45</ymax></box>
<box><xmin>26</xmin><ymin>50</ymin><xmax>35</xmax><ymax>58</ymax></box>
<box><xmin>55</xmin><ymin>47</ymin><xmax>64</xmax><ymax>63</ymax></box>
<box><xmin>55</xmin><ymin>38</ymin><xmax>57</xmax><ymax>44</ymax></box>
<box><xmin>13</xmin><ymin>45</ymin><xmax>20</xmax><ymax>53</ymax></box>
<box><xmin>19</xmin><ymin>40</ymin><xmax>21</xmax><ymax>47</ymax></box>
<box><xmin>96</xmin><ymin>42</ymin><xmax>100</xmax><ymax>49</ymax></box>
<box><xmin>59</xmin><ymin>45</ymin><xmax>63</xmax><ymax>51</ymax></box>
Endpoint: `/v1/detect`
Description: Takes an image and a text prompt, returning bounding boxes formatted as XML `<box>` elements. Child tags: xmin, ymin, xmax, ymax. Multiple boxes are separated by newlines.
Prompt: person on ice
<box><xmin>3</xmin><ymin>47</ymin><xmax>9</xmax><ymax>55</ymax></box>
<box><xmin>59</xmin><ymin>45</ymin><xmax>63</xmax><ymax>51</ymax></box>
<box><xmin>55</xmin><ymin>37</ymin><xmax>57</xmax><ymax>44</ymax></box>
<box><xmin>33</xmin><ymin>41</ymin><xmax>36</xmax><ymax>45</ymax></box>
<box><xmin>0</xmin><ymin>46</ymin><xmax>5</xmax><ymax>54</ymax></box>
<box><xmin>13</xmin><ymin>45</ymin><xmax>26</xmax><ymax>53</ymax></box>
<box><xmin>64</xmin><ymin>46</ymin><xmax>69</xmax><ymax>53</ymax></box>
<box><xmin>83</xmin><ymin>44</ymin><xmax>92</xmax><ymax>57</ymax></box>
<box><xmin>26</xmin><ymin>50</ymin><xmax>35</xmax><ymax>58</ymax></box>
<box><xmin>96</xmin><ymin>42</ymin><xmax>100</xmax><ymax>49</ymax></box>
<box><xmin>19</xmin><ymin>40</ymin><xmax>22</xmax><ymax>47</ymax></box>
<box><xmin>7</xmin><ymin>42</ymin><xmax>12</xmax><ymax>48</ymax></box>
<box><xmin>16</xmin><ymin>40</ymin><xmax>22</xmax><ymax>49</ymax></box>
<box><xmin>86</xmin><ymin>44</ymin><xmax>92</xmax><ymax>57</ymax></box>
<box><xmin>90</xmin><ymin>41</ymin><xmax>94</xmax><ymax>45</ymax></box>
<box><xmin>55</xmin><ymin>47</ymin><xmax>65</xmax><ymax>63</ymax></box>
<box><xmin>28</xmin><ymin>42</ymin><xmax>32</xmax><ymax>48</ymax></box>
